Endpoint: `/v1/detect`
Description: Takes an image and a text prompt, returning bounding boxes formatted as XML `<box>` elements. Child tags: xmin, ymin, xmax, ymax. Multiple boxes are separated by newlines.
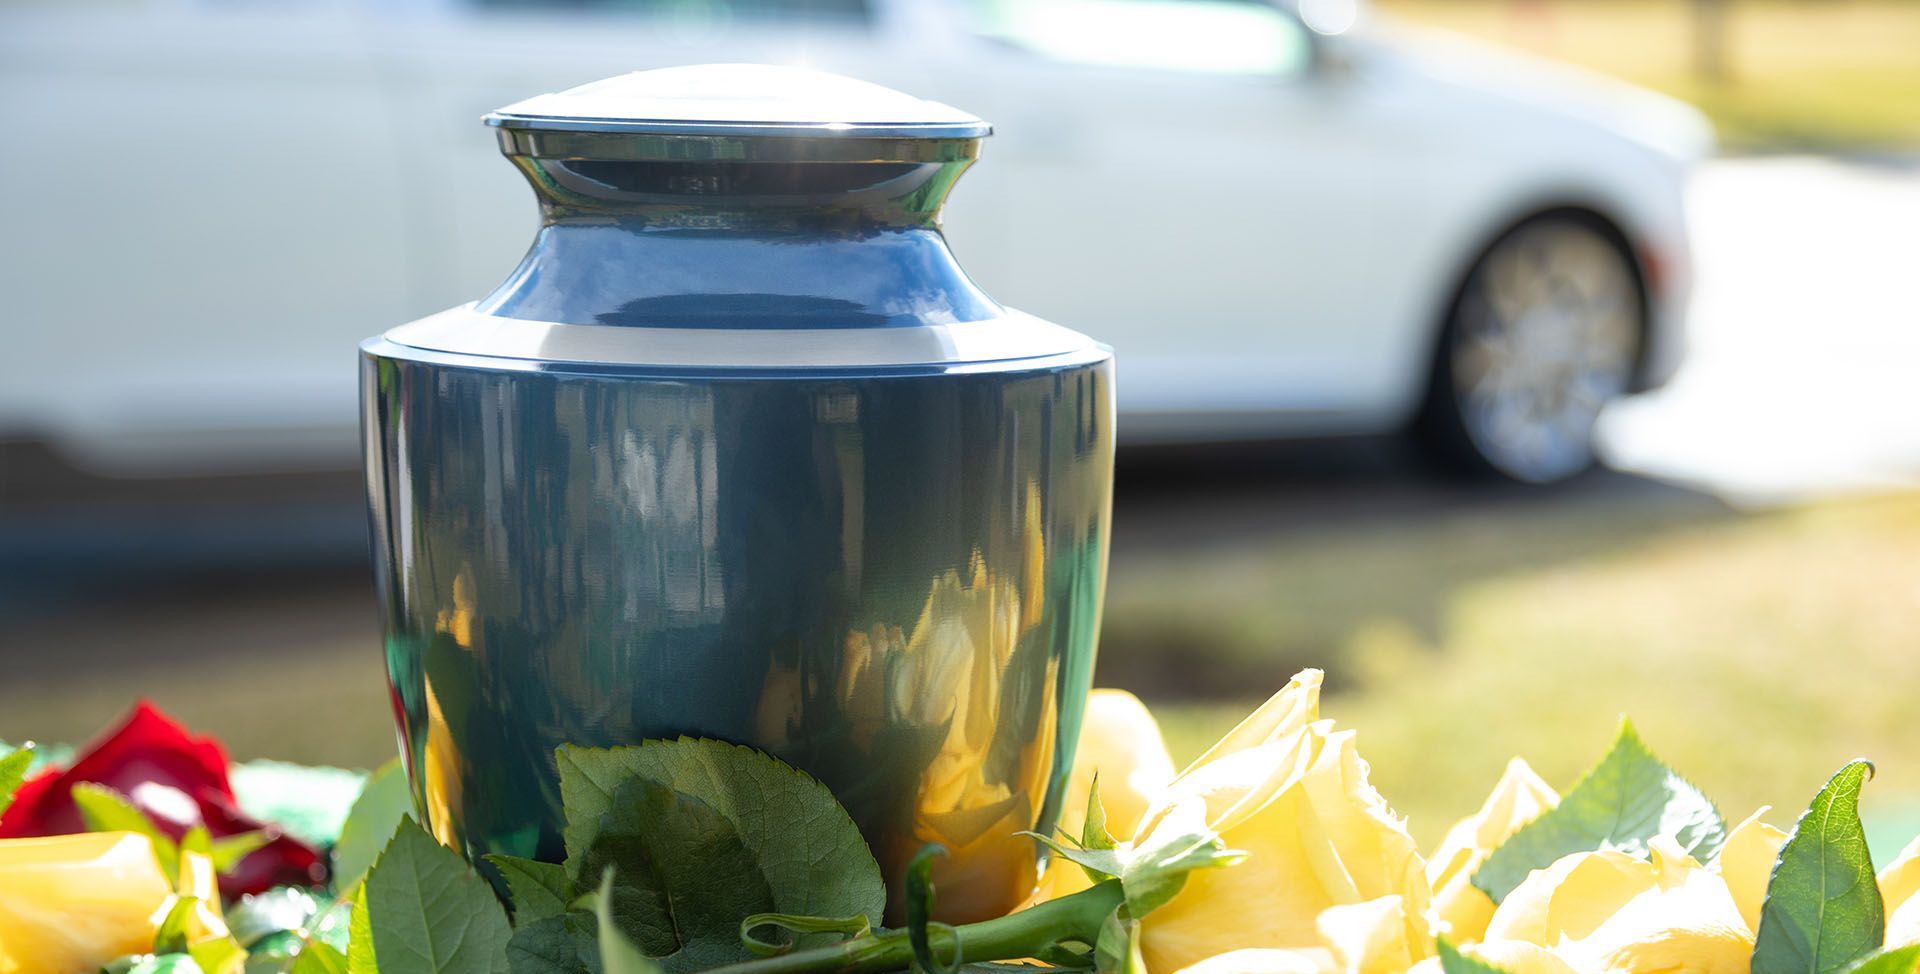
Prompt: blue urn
<box><xmin>360</xmin><ymin>64</ymin><xmax>1114</xmax><ymax>922</ymax></box>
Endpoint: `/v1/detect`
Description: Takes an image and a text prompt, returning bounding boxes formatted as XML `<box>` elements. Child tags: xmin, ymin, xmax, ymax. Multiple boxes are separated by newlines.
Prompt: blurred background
<box><xmin>3</xmin><ymin>0</ymin><xmax>1917</xmax><ymax>853</ymax></box>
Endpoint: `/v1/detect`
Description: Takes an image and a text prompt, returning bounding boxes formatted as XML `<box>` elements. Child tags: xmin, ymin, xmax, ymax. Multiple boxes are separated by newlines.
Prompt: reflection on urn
<box><xmin>753</xmin><ymin>486</ymin><xmax>1061</xmax><ymax>921</ymax></box>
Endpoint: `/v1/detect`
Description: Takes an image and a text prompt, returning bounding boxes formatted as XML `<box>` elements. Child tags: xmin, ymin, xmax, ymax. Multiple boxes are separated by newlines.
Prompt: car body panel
<box><xmin>0</xmin><ymin>0</ymin><xmax>1704</xmax><ymax>475</ymax></box>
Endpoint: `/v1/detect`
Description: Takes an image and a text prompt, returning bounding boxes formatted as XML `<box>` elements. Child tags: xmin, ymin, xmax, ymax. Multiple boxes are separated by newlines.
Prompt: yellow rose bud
<box><xmin>1426</xmin><ymin>758</ymin><xmax>1560</xmax><ymax>944</ymax></box>
<box><xmin>1134</xmin><ymin>670</ymin><xmax>1431</xmax><ymax>974</ymax></box>
<box><xmin>0</xmin><ymin>832</ymin><xmax>175</xmax><ymax>974</ymax></box>
<box><xmin>1029</xmin><ymin>689</ymin><xmax>1177</xmax><ymax>904</ymax></box>
<box><xmin>1879</xmin><ymin>833</ymin><xmax>1920</xmax><ymax>948</ymax></box>
<box><xmin>1484</xmin><ymin>837</ymin><xmax>1752</xmax><ymax>974</ymax></box>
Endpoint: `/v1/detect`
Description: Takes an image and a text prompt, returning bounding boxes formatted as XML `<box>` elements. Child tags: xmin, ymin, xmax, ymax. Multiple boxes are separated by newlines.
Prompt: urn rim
<box><xmin>485</xmin><ymin>63</ymin><xmax>992</xmax><ymax>142</ymax></box>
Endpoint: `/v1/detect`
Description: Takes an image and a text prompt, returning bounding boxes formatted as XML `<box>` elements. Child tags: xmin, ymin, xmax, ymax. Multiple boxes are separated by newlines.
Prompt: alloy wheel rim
<box><xmin>1450</xmin><ymin>222</ymin><xmax>1641</xmax><ymax>483</ymax></box>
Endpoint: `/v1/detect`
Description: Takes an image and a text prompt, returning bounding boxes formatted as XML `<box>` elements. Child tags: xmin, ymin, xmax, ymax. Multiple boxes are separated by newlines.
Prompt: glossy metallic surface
<box><xmin>361</xmin><ymin>66</ymin><xmax>1114</xmax><ymax>922</ymax></box>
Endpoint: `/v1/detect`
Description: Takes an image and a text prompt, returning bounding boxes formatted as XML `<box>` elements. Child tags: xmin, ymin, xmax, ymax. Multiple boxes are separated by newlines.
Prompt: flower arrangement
<box><xmin>2</xmin><ymin>670</ymin><xmax>1915</xmax><ymax>974</ymax></box>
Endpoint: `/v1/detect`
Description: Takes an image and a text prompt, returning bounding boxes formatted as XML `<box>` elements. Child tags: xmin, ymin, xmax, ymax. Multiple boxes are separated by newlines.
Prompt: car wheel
<box><xmin>1419</xmin><ymin>213</ymin><xmax>1644</xmax><ymax>484</ymax></box>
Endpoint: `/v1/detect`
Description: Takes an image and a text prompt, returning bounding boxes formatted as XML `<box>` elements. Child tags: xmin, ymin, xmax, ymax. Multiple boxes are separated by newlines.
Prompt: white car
<box><xmin>0</xmin><ymin>0</ymin><xmax>1709</xmax><ymax>485</ymax></box>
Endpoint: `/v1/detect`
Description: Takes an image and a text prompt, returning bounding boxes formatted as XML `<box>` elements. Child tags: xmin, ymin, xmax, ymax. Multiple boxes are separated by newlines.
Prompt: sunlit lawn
<box><xmin>1139</xmin><ymin>492</ymin><xmax>1920</xmax><ymax>857</ymax></box>
<box><xmin>9</xmin><ymin>484</ymin><xmax>1920</xmax><ymax>864</ymax></box>
<box><xmin>1378</xmin><ymin>0</ymin><xmax>1920</xmax><ymax>149</ymax></box>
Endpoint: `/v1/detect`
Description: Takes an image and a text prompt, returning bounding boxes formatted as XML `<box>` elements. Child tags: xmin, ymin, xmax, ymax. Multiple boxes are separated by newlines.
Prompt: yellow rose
<box><xmin>1167</xmin><ymin>892</ymin><xmax>1428</xmax><ymax>974</ymax></box>
<box><xmin>1134</xmin><ymin>670</ymin><xmax>1431</xmax><ymax>974</ymax></box>
<box><xmin>1426</xmin><ymin>759</ymin><xmax>1559</xmax><ymax>944</ymax></box>
<box><xmin>1028</xmin><ymin>688</ymin><xmax>1178</xmax><ymax>904</ymax></box>
<box><xmin>1878</xmin><ymin>832</ymin><xmax>1920</xmax><ymax>947</ymax></box>
<box><xmin>1469</xmin><ymin>810</ymin><xmax>1786</xmax><ymax>974</ymax></box>
<box><xmin>0</xmin><ymin>832</ymin><xmax>176</xmax><ymax>974</ymax></box>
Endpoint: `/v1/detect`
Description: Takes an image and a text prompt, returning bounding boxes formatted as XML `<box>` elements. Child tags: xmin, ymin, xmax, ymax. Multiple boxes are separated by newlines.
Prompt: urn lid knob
<box><xmin>485</xmin><ymin>63</ymin><xmax>991</xmax><ymax>140</ymax></box>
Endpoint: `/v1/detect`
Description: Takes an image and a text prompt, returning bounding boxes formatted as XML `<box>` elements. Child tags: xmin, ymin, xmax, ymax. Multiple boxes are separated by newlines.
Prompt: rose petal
<box><xmin>1175</xmin><ymin>948</ymin><xmax>1333</xmax><ymax>974</ymax></box>
<box><xmin>1319</xmin><ymin>895</ymin><xmax>1423</xmax><ymax>974</ymax></box>
<box><xmin>1486</xmin><ymin>851</ymin><xmax>1654</xmax><ymax>947</ymax></box>
<box><xmin>1179</xmin><ymin>669</ymin><xmax>1323</xmax><ymax>775</ymax></box>
<box><xmin>1880</xmin><ymin>833</ymin><xmax>1920</xmax><ymax>948</ymax></box>
<box><xmin>1428</xmin><ymin>759</ymin><xmax>1560</xmax><ymax>943</ymax></box>
<box><xmin>0</xmin><ymin>833</ymin><xmax>175</xmax><ymax>974</ymax></box>
<box><xmin>1720</xmin><ymin>807</ymin><xmax>1788</xmax><ymax>935</ymax></box>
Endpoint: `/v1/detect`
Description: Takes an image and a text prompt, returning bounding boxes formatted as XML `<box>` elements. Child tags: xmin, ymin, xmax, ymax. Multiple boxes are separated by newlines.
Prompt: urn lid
<box><xmin>486</xmin><ymin>64</ymin><xmax>992</xmax><ymax>140</ymax></box>
<box><xmin>376</xmin><ymin>65</ymin><xmax>1106</xmax><ymax>374</ymax></box>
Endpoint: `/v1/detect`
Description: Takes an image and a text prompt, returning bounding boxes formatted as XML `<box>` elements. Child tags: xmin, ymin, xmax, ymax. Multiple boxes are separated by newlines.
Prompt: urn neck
<box><xmin>496</xmin><ymin>129</ymin><xmax>981</xmax><ymax>231</ymax></box>
<box><xmin>476</xmin><ymin>214</ymin><xmax>1003</xmax><ymax>331</ymax></box>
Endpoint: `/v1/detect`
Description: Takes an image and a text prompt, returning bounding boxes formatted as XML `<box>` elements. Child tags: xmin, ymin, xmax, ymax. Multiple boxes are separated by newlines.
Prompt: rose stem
<box><xmin>699</xmin><ymin>879</ymin><xmax>1125</xmax><ymax>974</ymax></box>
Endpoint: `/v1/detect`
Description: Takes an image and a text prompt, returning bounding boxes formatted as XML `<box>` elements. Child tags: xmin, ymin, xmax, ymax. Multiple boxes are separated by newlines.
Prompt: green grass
<box><xmin>1134</xmin><ymin>493</ymin><xmax>1920</xmax><ymax>856</ymax></box>
<box><xmin>10</xmin><ymin>486</ymin><xmax>1920</xmax><ymax>864</ymax></box>
<box><xmin>1377</xmin><ymin>0</ymin><xmax>1920</xmax><ymax>149</ymax></box>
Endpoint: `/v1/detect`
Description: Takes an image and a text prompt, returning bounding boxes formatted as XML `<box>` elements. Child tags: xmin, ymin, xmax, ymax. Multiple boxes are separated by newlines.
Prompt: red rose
<box><xmin>0</xmin><ymin>701</ymin><xmax>327</xmax><ymax>895</ymax></box>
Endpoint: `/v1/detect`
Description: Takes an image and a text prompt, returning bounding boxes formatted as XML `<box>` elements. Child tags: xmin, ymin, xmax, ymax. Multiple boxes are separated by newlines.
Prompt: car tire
<box><xmin>1417</xmin><ymin>212</ymin><xmax>1645</xmax><ymax>484</ymax></box>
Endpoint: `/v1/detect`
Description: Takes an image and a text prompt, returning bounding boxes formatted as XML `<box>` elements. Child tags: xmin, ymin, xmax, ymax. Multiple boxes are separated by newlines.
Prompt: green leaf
<box><xmin>0</xmin><ymin>739</ymin><xmax>73</xmax><ymax>776</ymax></box>
<box><xmin>231</xmin><ymin>760</ymin><xmax>369</xmax><ymax>848</ymax></box>
<box><xmin>1473</xmin><ymin>720</ymin><xmax>1726</xmax><ymax>903</ymax></box>
<box><xmin>244</xmin><ymin>930</ymin><xmax>308</xmax><ymax>970</ymax></box>
<box><xmin>578</xmin><ymin>776</ymin><xmax>775</xmax><ymax>971</ymax></box>
<box><xmin>209</xmin><ymin>830</ymin><xmax>273</xmax><ymax>874</ymax></box>
<box><xmin>1840</xmin><ymin>946</ymin><xmax>1920</xmax><ymax>974</ymax></box>
<box><xmin>504</xmin><ymin>912</ymin><xmax>600</xmax><ymax>974</ymax></box>
<box><xmin>187</xmin><ymin>934</ymin><xmax>247</xmax><ymax>974</ymax></box>
<box><xmin>1118</xmin><ymin>829</ymin><xmax>1247</xmax><ymax>918</ymax></box>
<box><xmin>1437</xmin><ymin>939</ymin><xmax>1519</xmax><ymax>974</ymax></box>
<box><xmin>0</xmin><ymin>746</ymin><xmax>32</xmax><ymax>817</ymax></box>
<box><xmin>489</xmin><ymin>854</ymin><xmax>573</xmax><ymax>926</ymax></box>
<box><xmin>333</xmin><ymin>760</ymin><xmax>414</xmax><ymax>896</ymax></box>
<box><xmin>1094</xmin><ymin>911</ymin><xmax>1145</xmax><ymax>974</ymax></box>
<box><xmin>226</xmin><ymin>887</ymin><xmax>324</xmax><ymax>948</ymax></box>
<box><xmin>1082</xmin><ymin>776</ymin><xmax>1118</xmax><ymax>852</ymax></box>
<box><xmin>155</xmin><ymin>897</ymin><xmax>201</xmax><ymax>955</ymax></box>
<box><xmin>72</xmin><ymin>782</ymin><xmax>182</xmax><ymax>879</ymax></box>
<box><xmin>1023</xmin><ymin>831</ymin><xmax>1123</xmax><ymax>882</ymax></box>
<box><xmin>362</xmin><ymin>818</ymin><xmax>512</xmax><ymax>974</ymax></box>
<box><xmin>311</xmin><ymin>896</ymin><xmax>356</xmax><ymax>955</ymax></box>
<box><xmin>347</xmin><ymin>886</ymin><xmax>378</xmax><ymax>974</ymax></box>
<box><xmin>555</xmin><ymin>740</ymin><xmax>883</xmax><ymax>932</ymax></box>
<box><xmin>183</xmin><ymin>825</ymin><xmax>212</xmax><ymax>858</ymax></box>
<box><xmin>292</xmin><ymin>942</ymin><xmax>352</xmax><ymax>974</ymax></box>
<box><xmin>905</xmin><ymin>845</ymin><xmax>961</xmax><ymax>974</ymax></box>
<box><xmin>591</xmin><ymin>869</ymin><xmax>664</xmax><ymax>974</ymax></box>
<box><xmin>1752</xmin><ymin>760</ymin><xmax>1884</xmax><ymax>974</ymax></box>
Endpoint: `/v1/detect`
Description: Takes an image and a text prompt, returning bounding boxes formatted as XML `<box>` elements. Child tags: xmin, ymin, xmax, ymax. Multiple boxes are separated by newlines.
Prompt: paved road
<box><xmin>1600</xmin><ymin>155</ymin><xmax>1920</xmax><ymax>504</ymax></box>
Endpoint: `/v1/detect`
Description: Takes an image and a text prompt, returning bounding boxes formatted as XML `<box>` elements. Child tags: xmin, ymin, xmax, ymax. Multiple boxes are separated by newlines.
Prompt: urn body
<box><xmin>359</xmin><ymin>65</ymin><xmax>1114</xmax><ymax>921</ymax></box>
